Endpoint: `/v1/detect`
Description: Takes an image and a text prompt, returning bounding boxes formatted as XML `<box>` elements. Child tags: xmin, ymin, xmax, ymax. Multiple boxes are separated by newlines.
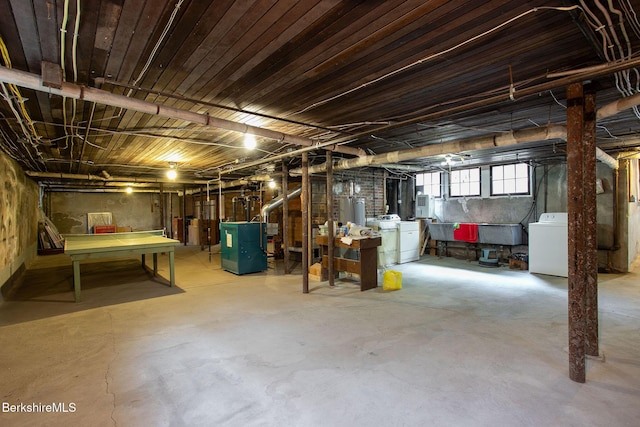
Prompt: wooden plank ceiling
<box><xmin>1</xmin><ymin>0</ymin><xmax>640</xmax><ymax>189</ymax></box>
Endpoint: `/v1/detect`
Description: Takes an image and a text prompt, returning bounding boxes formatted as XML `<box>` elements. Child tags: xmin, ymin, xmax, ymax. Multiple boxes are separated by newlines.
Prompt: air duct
<box><xmin>261</xmin><ymin>186</ymin><xmax>302</xmax><ymax>222</ymax></box>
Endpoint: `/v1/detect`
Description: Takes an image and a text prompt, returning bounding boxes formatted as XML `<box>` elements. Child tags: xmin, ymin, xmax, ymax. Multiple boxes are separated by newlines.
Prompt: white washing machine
<box><xmin>397</xmin><ymin>221</ymin><xmax>420</xmax><ymax>263</ymax></box>
<box><xmin>366</xmin><ymin>215</ymin><xmax>400</xmax><ymax>267</ymax></box>
<box><xmin>528</xmin><ymin>212</ymin><xmax>568</xmax><ymax>277</ymax></box>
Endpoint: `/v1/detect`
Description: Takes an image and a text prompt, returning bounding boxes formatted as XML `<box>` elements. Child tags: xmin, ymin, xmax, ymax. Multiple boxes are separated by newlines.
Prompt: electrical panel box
<box><xmin>415</xmin><ymin>195</ymin><xmax>434</xmax><ymax>218</ymax></box>
<box><xmin>220</xmin><ymin>222</ymin><xmax>267</xmax><ymax>275</ymax></box>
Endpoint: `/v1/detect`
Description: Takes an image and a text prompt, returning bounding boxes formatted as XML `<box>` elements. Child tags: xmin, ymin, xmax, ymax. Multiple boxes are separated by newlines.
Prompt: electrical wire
<box><xmin>128</xmin><ymin>0</ymin><xmax>185</xmax><ymax>94</ymax></box>
<box><xmin>292</xmin><ymin>5</ymin><xmax>583</xmax><ymax>116</ymax></box>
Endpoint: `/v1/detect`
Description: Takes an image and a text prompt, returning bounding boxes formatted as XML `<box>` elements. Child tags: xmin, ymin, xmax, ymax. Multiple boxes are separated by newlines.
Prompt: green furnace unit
<box><xmin>220</xmin><ymin>222</ymin><xmax>267</xmax><ymax>274</ymax></box>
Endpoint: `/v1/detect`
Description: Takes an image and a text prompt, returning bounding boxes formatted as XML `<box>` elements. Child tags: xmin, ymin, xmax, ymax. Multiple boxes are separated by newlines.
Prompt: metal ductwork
<box><xmin>261</xmin><ymin>186</ymin><xmax>302</xmax><ymax>222</ymax></box>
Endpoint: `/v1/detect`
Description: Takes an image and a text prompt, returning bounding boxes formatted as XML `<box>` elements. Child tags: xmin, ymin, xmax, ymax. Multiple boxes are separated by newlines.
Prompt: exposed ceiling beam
<box><xmin>0</xmin><ymin>66</ymin><xmax>365</xmax><ymax>158</ymax></box>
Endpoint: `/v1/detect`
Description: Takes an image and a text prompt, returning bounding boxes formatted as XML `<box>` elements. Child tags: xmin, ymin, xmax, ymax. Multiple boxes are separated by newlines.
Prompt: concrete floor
<box><xmin>1</xmin><ymin>246</ymin><xmax>639</xmax><ymax>427</ymax></box>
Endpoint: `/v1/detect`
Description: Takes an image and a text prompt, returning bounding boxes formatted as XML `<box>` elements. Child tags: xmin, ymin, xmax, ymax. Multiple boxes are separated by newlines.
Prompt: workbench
<box><xmin>63</xmin><ymin>230</ymin><xmax>180</xmax><ymax>302</ymax></box>
<box><xmin>316</xmin><ymin>235</ymin><xmax>382</xmax><ymax>291</ymax></box>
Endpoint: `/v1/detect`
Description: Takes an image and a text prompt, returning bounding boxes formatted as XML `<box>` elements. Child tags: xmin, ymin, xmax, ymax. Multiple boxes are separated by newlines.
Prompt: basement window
<box><xmin>449</xmin><ymin>168</ymin><xmax>480</xmax><ymax>197</ymax></box>
<box><xmin>491</xmin><ymin>163</ymin><xmax>530</xmax><ymax>195</ymax></box>
<box><xmin>416</xmin><ymin>171</ymin><xmax>441</xmax><ymax>197</ymax></box>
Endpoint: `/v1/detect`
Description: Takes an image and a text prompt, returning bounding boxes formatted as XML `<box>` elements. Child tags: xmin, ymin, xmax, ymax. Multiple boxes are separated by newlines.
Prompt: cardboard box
<box><xmin>188</xmin><ymin>224</ymin><xmax>200</xmax><ymax>245</ymax></box>
<box><xmin>309</xmin><ymin>263</ymin><xmax>322</xmax><ymax>275</ymax></box>
<box><xmin>309</xmin><ymin>263</ymin><xmax>327</xmax><ymax>281</ymax></box>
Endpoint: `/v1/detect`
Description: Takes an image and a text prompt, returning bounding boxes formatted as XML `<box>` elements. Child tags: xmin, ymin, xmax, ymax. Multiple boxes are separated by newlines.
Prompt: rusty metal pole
<box><xmin>182</xmin><ymin>185</ymin><xmax>188</xmax><ymax>246</ymax></box>
<box><xmin>302</xmin><ymin>153</ymin><xmax>309</xmax><ymax>293</ymax></box>
<box><xmin>567</xmin><ymin>82</ymin><xmax>586</xmax><ymax>383</ymax></box>
<box><xmin>159</xmin><ymin>182</ymin><xmax>165</xmax><ymax>232</ymax></box>
<box><xmin>282</xmin><ymin>161</ymin><xmax>290</xmax><ymax>274</ymax></box>
<box><xmin>584</xmin><ymin>87</ymin><xmax>599</xmax><ymax>357</ymax></box>
<box><xmin>326</xmin><ymin>151</ymin><xmax>335</xmax><ymax>287</ymax></box>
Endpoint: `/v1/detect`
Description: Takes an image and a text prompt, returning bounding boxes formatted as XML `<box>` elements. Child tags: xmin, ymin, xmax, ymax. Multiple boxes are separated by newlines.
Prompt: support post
<box><xmin>584</xmin><ymin>86</ymin><xmax>599</xmax><ymax>357</ymax></box>
<box><xmin>567</xmin><ymin>82</ymin><xmax>586</xmax><ymax>383</ymax></box>
<box><xmin>302</xmin><ymin>153</ymin><xmax>309</xmax><ymax>293</ymax></box>
<box><xmin>183</xmin><ymin>185</ymin><xmax>188</xmax><ymax>246</ymax></box>
<box><xmin>159</xmin><ymin>182</ymin><xmax>165</xmax><ymax>233</ymax></box>
<box><xmin>326</xmin><ymin>151</ymin><xmax>335</xmax><ymax>287</ymax></box>
<box><xmin>282</xmin><ymin>161</ymin><xmax>290</xmax><ymax>274</ymax></box>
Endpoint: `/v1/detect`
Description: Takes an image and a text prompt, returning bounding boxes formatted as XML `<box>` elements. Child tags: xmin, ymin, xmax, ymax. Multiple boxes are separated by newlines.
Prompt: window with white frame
<box><xmin>491</xmin><ymin>163</ymin><xmax>530</xmax><ymax>195</ymax></box>
<box><xmin>415</xmin><ymin>171</ymin><xmax>441</xmax><ymax>197</ymax></box>
<box><xmin>449</xmin><ymin>168</ymin><xmax>481</xmax><ymax>197</ymax></box>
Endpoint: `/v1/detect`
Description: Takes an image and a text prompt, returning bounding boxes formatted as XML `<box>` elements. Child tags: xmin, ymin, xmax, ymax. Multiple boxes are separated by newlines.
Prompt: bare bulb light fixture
<box><xmin>167</xmin><ymin>162</ymin><xmax>177</xmax><ymax>180</ymax></box>
<box><xmin>441</xmin><ymin>155</ymin><xmax>456</xmax><ymax>166</ymax></box>
<box><xmin>243</xmin><ymin>133</ymin><xmax>257</xmax><ymax>150</ymax></box>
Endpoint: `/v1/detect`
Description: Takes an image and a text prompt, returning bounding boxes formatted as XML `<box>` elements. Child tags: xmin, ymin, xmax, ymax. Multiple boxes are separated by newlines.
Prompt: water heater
<box><xmin>415</xmin><ymin>195</ymin><xmax>434</xmax><ymax>218</ymax></box>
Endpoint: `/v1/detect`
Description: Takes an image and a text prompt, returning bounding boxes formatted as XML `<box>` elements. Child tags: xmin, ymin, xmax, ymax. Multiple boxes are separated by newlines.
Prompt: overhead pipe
<box><xmin>291</xmin><ymin>124</ymin><xmax>568</xmax><ymax>175</ymax></box>
<box><xmin>4</xmin><ymin>62</ymin><xmax>635</xmax><ymax>179</ymax></box>
<box><xmin>595</xmin><ymin>147</ymin><xmax>618</xmax><ymax>170</ymax></box>
<box><xmin>43</xmin><ymin>187</ymin><xmax>177</xmax><ymax>193</ymax></box>
<box><xmin>0</xmin><ymin>66</ymin><xmax>364</xmax><ymax>157</ymax></box>
<box><xmin>597</xmin><ymin>92</ymin><xmax>640</xmax><ymax>120</ymax></box>
<box><xmin>25</xmin><ymin>170</ymin><xmax>283</xmax><ymax>189</ymax></box>
<box><xmin>290</xmin><ymin>122</ymin><xmax>622</xmax><ymax>175</ymax></box>
<box><xmin>25</xmin><ymin>170</ymin><xmax>209</xmax><ymax>184</ymax></box>
<box><xmin>158</xmin><ymin>57</ymin><xmax>640</xmax><ymax>178</ymax></box>
<box><xmin>261</xmin><ymin>185</ymin><xmax>302</xmax><ymax>222</ymax></box>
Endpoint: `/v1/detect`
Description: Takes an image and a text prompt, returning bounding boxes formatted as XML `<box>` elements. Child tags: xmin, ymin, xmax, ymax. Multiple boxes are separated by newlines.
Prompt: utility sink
<box><xmin>427</xmin><ymin>223</ymin><xmax>524</xmax><ymax>245</ymax></box>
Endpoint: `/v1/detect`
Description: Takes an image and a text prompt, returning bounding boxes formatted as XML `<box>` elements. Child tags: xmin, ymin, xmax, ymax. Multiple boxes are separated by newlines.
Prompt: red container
<box><xmin>453</xmin><ymin>223</ymin><xmax>478</xmax><ymax>243</ymax></box>
<box><xmin>93</xmin><ymin>225</ymin><xmax>117</xmax><ymax>234</ymax></box>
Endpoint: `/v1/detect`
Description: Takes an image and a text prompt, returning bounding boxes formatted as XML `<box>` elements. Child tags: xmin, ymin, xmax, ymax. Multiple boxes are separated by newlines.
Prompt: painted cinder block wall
<box><xmin>0</xmin><ymin>151</ymin><xmax>39</xmax><ymax>297</ymax></box>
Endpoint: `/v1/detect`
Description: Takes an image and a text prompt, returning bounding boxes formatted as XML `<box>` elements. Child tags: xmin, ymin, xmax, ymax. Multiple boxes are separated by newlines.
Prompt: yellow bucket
<box><xmin>382</xmin><ymin>270</ymin><xmax>402</xmax><ymax>291</ymax></box>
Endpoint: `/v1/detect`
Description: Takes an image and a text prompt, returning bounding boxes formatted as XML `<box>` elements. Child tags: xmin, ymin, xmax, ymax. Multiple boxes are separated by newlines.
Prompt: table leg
<box><xmin>141</xmin><ymin>253</ymin><xmax>146</xmax><ymax>269</ymax></box>
<box><xmin>153</xmin><ymin>253</ymin><xmax>158</xmax><ymax>276</ymax></box>
<box><xmin>73</xmin><ymin>260</ymin><xmax>81</xmax><ymax>302</ymax></box>
<box><xmin>169</xmin><ymin>250</ymin><xmax>175</xmax><ymax>287</ymax></box>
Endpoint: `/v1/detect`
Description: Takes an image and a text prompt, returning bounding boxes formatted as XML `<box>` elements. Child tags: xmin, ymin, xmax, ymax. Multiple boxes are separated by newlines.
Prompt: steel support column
<box><xmin>282</xmin><ymin>161</ymin><xmax>290</xmax><ymax>274</ymax></box>
<box><xmin>182</xmin><ymin>184</ymin><xmax>188</xmax><ymax>246</ymax></box>
<box><xmin>326</xmin><ymin>151</ymin><xmax>335</xmax><ymax>287</ymax></box>
<box><xmin>159</xmin><ymin>182</ymin><xmax>165</xmax><ymax>232</ymax></box>
<box><xmin>584</xmin><ymin>87</ymin><xmax>599</xmax><ymax>357</ymax></box>
<box><xmin>567</xmin><ymin>82</ymin><xmax>586</xmax><ymax>383</ymax></box>
<box><xmin>302</xmin><ymin>153</ymin><xmax>309</xmax><ymax>294</ymax></box>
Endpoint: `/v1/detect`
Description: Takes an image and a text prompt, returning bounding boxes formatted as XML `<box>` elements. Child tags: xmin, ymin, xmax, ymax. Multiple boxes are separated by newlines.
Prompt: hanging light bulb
<box><xmin>243</xmin><ymin>133</ymin><xmax>257</xmax><ymax>150</ymax></box>
<box><xmin>268</xmin><ymin>180</ymin><xmax>276</xmax><ymax>189</ymax></box>
<box><xmin>166</xmin><ymin>162</ymin><xmax>177</xmax><ymax>180</ymax></box>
